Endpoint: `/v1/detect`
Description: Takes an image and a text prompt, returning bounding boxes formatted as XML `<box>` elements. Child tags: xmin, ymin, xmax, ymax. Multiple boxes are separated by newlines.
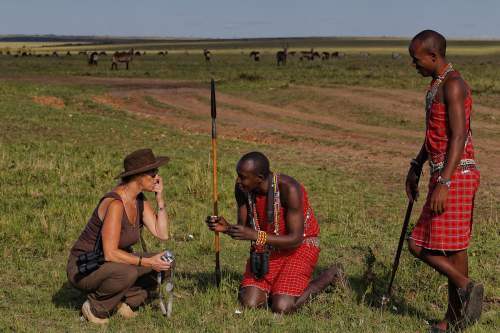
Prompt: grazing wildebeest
<box><xmin>249</xmin><ymin>51</ymin><xmax>260</xmax><ymax>62</ymax></box>
<box><xmin>203</xmin><ymin>48</ymin><xmax>211</xmax><ymax>62</ymax></box>
<box><xmin>111</xmin><ymin>49</ymin><xmax>134</xmax><ymax>70</ymax></box>
<box><xmin>6</xmin><ymin>50</ymin><xmax>11</xmax><ymax>55</ymax></box>
<box><xmin>331</xmin><ymin>51</ymin><xmax>345</xmax><ymax>58</ymax></box>
<box><xmin>321</xmin><ymin>52</ymin><xmax>330</xmax><ymax>60</ymax></box>
<box><xmin>52</xmin><ymin>51</ymin><xmax>59</xmax><ymax>57</ymax></box>
<box><xmin>88</xmin><ymin>52</ymin><xmax>99</xmax><ymax>65</ymax></box>
<box><xmin>276</xmin><ymin>47</ymin><xmax>288</xmax><ymax>66</ymax></box>
<box><xmin>134</xmin><ymin>51</ymin><xmax>142</xmax><ymax>56</ymax></box>
<box><xmin>392</xmin><ymin>52</ymin><xmax>401</xmax><ymax>59</ymax></box>
<box><xmin>158</xmin><ymin>51</ymin><xmax>166</xmax><ymax>56</ymax></box>
<box><xmin>288</xmin><ymin>51</ymin><xmax>297</xmax><ymax>56</ymax></box>
<box><xmin>21</xmin><ymin>52</ymin><xmax>28</xmax><ymax>57</ymax></box>
<box><xmin>99</xmin><ymin>51</ymin><xmax>107</xmax><ymax>56</ymax></box>
<box><xmin>66</xmin><ymin>51</ymin><xmax>72</xmax><ymax>56</ymax></box>
<box><xmin>300</xmin><ymin>49</ymin><xmax>320</xmax><ymax>61</ymax></box>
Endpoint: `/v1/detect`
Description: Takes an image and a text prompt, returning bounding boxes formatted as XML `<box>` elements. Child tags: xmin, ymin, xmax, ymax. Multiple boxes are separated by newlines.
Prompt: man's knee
<box><xmin>239</xmin><ymin>295</ymin><xmax>262</xmax><ymax>309</ymax></box>
<box><xmin>271</xmin><ymin>298</ymin><xmax>295</xmax><ymax>314</ymax></box>
<box><xmin>238</xmin><ymin>287</ymin><xmax>266</xmax><ymax>309</ymax></box>
<box><xmin>407</xmin><ymin>239</ymin><xmax>421</xmax><ymax>258</ymax></box>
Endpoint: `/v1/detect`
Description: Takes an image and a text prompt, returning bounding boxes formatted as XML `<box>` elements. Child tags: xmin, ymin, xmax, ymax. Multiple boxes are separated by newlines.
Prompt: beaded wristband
<box><xmin>256</xmin><ymin>231</ymin><xmax>267</xmax><ymax>246</ymax></box>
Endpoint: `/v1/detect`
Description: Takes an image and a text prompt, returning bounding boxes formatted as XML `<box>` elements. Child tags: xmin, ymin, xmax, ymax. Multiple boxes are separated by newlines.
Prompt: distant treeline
<box><xmin>1</xmin><ymin>35</ymin><xmax>498</xmax><ymax>51</ymax></box>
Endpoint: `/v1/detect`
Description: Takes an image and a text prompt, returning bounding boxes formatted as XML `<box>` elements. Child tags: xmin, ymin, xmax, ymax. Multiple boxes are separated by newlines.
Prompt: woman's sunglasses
<box><xmin>145</xmin><ymin>169</ymin><xmax>159</xmax><ymax>177</ymax></box>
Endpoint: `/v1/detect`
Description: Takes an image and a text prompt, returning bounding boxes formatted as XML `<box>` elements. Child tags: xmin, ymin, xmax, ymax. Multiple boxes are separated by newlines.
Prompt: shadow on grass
<box><xmin>177</xmin><ymin>269</ymin><xmax>242</xmax><ymax>292</ymax></box>
<box><xmin>52</xmin><ymin>282</ymin><xmax>86</xmax><ymax>310</ymax></box>
<box><xmin>346</xmin><ymin>246</ymin><xmax>429</xmax><ymax>319</ymax></box>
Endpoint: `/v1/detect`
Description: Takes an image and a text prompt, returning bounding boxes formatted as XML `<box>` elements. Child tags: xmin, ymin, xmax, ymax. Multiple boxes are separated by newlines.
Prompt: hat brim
<box><xmin>115</xmin><ymin>156</ymin><xmax>170</xmax><ymax>179</ymax></box>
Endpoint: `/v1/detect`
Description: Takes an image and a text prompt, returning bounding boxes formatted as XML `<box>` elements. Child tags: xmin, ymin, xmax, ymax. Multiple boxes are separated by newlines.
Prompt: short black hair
<box><xmin>237</xmin><ymin>151</ymin><xmax>270</xmax><ymax>178</ymax></box>
<box><xmin>411</xmin><ymin>30</ymin><xmax>447</xmax><ymax>57</ymax></box>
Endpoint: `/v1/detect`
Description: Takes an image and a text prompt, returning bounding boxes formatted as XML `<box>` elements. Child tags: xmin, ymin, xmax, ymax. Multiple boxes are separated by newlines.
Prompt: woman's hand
<box><xmin>153</xmin><ymin>175</ymin><xmax>164</xmax><ymax>196</ymax></box>
<box><xmin>226</xmin><ymin>225</ymin><xmax>258</xmax><ymax>241</ymax></box>
<box><xmin>205</xmin><ymin>216</ymin><xmax>231</xmax><ymax>233</ymax></box>
<box><xmin>146</xmin><ymin>252</ymin><xmax>172</xmax><ymax>272</ymax></box>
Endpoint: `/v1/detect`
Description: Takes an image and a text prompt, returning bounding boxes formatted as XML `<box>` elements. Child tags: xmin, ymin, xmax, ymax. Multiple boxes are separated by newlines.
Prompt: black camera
<box><xmin>77</xmin><ymin>250</ymin><xmax>104</xmax><ymax>275</ymax></box>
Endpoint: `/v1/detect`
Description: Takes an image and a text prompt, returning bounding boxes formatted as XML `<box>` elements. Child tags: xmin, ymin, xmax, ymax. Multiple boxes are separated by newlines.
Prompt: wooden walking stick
<box><xmin>382</xmin><ymin>170</ymin><xmax>422</xmax><ymax>306</ymax></box>
<box><xmin>210</xmin><ymin>78</ymin><xmax>222</xmax><ymax>288</ymax></box>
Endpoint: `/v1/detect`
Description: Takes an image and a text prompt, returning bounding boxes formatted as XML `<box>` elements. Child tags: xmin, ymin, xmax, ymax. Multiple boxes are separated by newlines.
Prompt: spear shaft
<box><xmin>211</xmin><ymin>78</ymin><xmax>221</xmax><ymax>288</ymax></box>
<box><xmin>383</xmin><ymin>171</ymin><xmax>421</xmax><ymax>304</ymax></box>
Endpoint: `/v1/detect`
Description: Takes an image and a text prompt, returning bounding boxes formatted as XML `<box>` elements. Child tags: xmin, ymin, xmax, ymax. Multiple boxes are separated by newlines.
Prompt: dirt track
<box><xmin>23</xmin><ymin>76</ymin><xmax>500</xmax><ymax>193</ymax></box>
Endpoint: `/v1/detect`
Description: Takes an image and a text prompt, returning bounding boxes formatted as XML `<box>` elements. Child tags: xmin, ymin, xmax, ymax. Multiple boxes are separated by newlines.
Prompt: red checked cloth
<box><xmin>240</xmin><ymin>184</ymin><xmax>320</xmax><ymax>296</ymax></box>
<box><xmin>425</xmin><ymin>72</ymin><xmax>475</xmax><ymax>165</ymax></box>
<box><xmin>241</xmin><ymin>244</ymin><xmax>319</xmax><ymax>296</ymax></box>
<box><xmin>411</xmin><ymin>74</ymin><xmax>480</xmax><ymax>251</ymax></box>
<box><xmin>410</xmin><ymin>170</ymin><xmax>480</xmax><ymax>250</ymax></box>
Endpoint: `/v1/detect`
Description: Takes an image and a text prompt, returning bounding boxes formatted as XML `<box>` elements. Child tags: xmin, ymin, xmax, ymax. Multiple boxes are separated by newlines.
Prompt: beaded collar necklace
<box><xmin>248</xmin><ymin>173</ymin><xmax>281</xmax><ymax>238</ymax></box>
<box><xmin>425</xmin><ymin>63</ymin><xmax>454</xmax><ymax>113</ymax></box>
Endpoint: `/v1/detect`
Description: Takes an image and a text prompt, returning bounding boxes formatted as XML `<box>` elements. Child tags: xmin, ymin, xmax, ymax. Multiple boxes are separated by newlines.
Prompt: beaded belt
<box><xmin>429</xmin><ymin>159</ymin><xmax>476</xmax><ymax>174</ymax></box>
<box><xmin>303</xmin><ymin>236</ymin><xmax>320</xmax><ymax>247</ymax></box>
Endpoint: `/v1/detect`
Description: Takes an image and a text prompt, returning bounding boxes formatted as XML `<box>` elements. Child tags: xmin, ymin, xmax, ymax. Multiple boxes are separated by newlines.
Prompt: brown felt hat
<box><xmin>116</xmin><ymin>148</ymin><xmax>169</xmax><ymax>179</ymax></box>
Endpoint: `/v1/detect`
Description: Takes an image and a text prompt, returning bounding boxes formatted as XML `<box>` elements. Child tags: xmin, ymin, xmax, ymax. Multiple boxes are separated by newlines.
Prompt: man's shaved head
<box><xmin>411</xmin><ymin>30</ymin><xmax>447</xmax><ymax>57</ymax></box>
<box><xmin>237</xmin><ymin>151</ymin><xmax>270</xmax><ymax>178</ymax></box>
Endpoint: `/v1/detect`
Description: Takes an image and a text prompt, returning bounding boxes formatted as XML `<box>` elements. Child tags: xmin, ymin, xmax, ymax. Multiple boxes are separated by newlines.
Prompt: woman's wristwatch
<box><xmin>437</xmin><ymin>176</ymin><xmax>451</xmax><ymax>188</ymax></box>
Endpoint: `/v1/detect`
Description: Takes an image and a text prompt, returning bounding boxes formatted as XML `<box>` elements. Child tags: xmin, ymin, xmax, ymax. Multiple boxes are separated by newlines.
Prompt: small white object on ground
<box><xmin>234</xmin><ymin>309</ymin><xmax>242</xmax><ymax>314</ymax></box>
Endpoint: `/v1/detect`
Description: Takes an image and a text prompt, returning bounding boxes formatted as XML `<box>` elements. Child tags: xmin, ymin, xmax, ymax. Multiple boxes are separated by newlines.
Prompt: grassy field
<box><xmin>0</xmin><ymin>38</ymin><xmax>498</xmax><ymax>332</ymax></box>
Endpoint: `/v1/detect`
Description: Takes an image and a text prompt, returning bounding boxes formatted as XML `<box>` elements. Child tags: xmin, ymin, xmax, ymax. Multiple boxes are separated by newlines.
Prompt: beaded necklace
<box><xmin>425</xmin><ymin>63</ymin><xmax>454</xmax><ymax>114</ymax></box>
<box><xmin>248</xmin><ymin>173</ymin><xmax>281</xmax><ymax>239</ymax></box>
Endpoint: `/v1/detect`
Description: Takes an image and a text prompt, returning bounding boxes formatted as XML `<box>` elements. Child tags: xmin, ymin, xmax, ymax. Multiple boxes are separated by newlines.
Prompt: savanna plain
<box><xmin>0</xmin><ymin>38</ymin><xmax>499</xmax><ymax>332</ymax></box>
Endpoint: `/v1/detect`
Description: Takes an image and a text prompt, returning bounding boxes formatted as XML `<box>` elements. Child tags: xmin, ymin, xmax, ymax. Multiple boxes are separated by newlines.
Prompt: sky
<box><xmin>1</xmin><ymin>0</ymin><xmax>499</xmax><ymax>39</ymax></box>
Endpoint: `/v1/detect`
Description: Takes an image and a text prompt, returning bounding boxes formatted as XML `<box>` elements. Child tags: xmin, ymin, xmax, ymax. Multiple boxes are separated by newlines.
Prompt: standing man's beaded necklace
<box><xmin>425</xmin><ymin>63</ymin><xmax>454</xmax><ymax>113</ymax></box>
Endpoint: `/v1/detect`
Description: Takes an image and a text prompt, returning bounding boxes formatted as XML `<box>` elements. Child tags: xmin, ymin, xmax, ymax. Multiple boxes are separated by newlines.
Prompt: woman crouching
<box><xmin>67</xmin><ymin>148</ymin><xmax>172</xmax><ymax>324</ymax></box>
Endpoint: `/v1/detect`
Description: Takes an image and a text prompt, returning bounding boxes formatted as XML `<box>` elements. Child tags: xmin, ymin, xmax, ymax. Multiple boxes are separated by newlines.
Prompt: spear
<box><xmin>382</xmin><ymin>170</ymin><xmax>421</xmax><ymax>306</ymax></box>
<box><xmin>211</xmin><ymin>78</ymin><xmax>221</xmax><ymax>288</ymax></box>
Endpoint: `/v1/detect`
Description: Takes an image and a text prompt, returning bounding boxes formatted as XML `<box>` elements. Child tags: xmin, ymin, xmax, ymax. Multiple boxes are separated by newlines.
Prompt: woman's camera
<box><xmin>161</xmin><ymin>250</ymin><xmax>175</xmax><ymax>264</ymax></box>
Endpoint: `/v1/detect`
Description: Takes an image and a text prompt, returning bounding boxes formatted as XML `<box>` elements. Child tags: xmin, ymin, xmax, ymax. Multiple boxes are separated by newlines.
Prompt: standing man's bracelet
<box><xmin>437</xmin><ymin>176</ymin><xmax>451</xmax><ymax>188</ymax></box>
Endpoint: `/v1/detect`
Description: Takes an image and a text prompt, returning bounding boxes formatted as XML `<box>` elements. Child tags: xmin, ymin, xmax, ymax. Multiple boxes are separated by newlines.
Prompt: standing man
<box><xmin>206</xmin><ymin>151</ymin><xmax>346</xmax><ymax>314</ymax></box>
<box><xmin>406</xmin><ymin>30</ymin><xmax>482</xmax><ymax>332</ymax></box>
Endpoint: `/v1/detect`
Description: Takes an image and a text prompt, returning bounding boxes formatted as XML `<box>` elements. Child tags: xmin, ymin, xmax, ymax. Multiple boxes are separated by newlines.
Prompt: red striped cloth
<box><xmin>240</xmin><ymin>180</ymin><xmax>320</xmax><ymax>296</ymax></box>
<box><xmin>410</xmin><ymin>168</ymin><xmax>480</xmax><ymax>251</ymax></box>
<box><xmin>241</xmin><ymin>243</ymin><xmax>320</xmax><ymax>296</ymax></box>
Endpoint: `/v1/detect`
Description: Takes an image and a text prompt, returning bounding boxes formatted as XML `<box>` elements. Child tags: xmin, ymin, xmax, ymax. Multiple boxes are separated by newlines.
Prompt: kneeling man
<box><xmin>206</xmin><ymin>151</ymin><xmax>344</xmax><ymax>313</ymax></box>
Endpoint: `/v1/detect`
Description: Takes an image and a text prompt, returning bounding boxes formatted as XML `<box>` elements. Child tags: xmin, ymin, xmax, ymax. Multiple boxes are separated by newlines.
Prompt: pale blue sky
<box><xmin>1</xmin><ymin>0</ymin><xmax>499</xmax><ymax>38</ymax></box>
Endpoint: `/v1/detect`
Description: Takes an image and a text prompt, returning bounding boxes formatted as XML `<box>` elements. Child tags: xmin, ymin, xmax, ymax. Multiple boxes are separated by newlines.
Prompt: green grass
<box><xmin>1</xmin><ymin>50</ymin><xmax>500</xmax><ymax>110</ymax></box>
<box><xmin>0</xmin><ymin>43</ymin><xmax>499</xmax><ymax>332</ymax></box>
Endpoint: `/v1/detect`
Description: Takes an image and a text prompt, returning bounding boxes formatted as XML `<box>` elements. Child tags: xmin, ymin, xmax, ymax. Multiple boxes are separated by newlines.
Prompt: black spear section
<box><xmin>210</xmin><ymin>78</ymin><xmax>221</xmax><ymax>288</ymax></box>
<box><xmin>382</xmin><ymin>170</ymin><xmax>422</xmax><ymax>306</ymax></box>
